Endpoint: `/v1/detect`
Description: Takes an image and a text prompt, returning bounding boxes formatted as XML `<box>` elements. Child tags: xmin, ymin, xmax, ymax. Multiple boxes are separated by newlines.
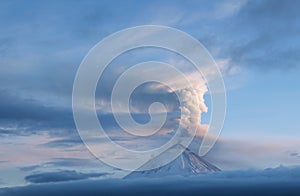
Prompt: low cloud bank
<box><xmin>25</xmin><ymin>170</ymin><xmax>108</xmax><ymax>184</ymax></box>
<box><xmin>0</xmin><ymin>166</ymin><xmax>300</xmax><ymax>195</ymax></box>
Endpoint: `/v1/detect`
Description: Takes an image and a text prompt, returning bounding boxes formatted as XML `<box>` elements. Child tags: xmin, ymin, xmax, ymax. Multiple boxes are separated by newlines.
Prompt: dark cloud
<box><xmin>0</xmin><ymin>89</ymin><xmax>76</xmax><ymax>137</ymax></box>
<box><xmin>24</xmin><ymin>170</ymin><xmax>108</xmax><ymax>184</ymax></box>
<box><xmin>0</xmin><ymin>90</ymin><xmax>72</xmax><ymax>122</ymax></box>
<box><xmin>290</xmin><ymin>152</ymin><xmax>299</xmax><ymax>157</ymax></box>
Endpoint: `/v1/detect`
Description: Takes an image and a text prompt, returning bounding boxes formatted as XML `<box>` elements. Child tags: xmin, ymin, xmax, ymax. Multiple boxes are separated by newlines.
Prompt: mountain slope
<box><xmin>125</xmin><ymin>145</ymin><xmax>220</xmax><ymax>178</ymax></box>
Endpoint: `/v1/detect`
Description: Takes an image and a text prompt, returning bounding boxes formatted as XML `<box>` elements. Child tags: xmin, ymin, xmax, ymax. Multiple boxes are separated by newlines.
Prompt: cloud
<box><xmin>1</xmin><ymin>166</ymin><xmax>300</xmax><ymax>195</ymax></box>
<box><xmin>0</xmin><ymin>89</ymin><xmax>72</xmax><ymax>121</ymax></box>
<box><xmin>0</xmin><ymin>0</ymin><xmax>298</xmax><ymax>122</ymax></box>
<box><xmin>166</xmin><ymin>0</ymin><xmax>300</xmax><ymax>72</ymax></box>
<box><xmin>0</xmin><ymin>89</ymin><xmax>76</xmax><ymax>138</ymax></box>
<box><xmin>290</xmin><ymin>152</ymin><xmax>299</xmax><ymax>157</ymax></box>
<box><xmin>19</xmin><ymin>165</ymin><xmax>40</xmax><ymax>172</ymax></box>
<box><xmin>41</xmin><ymin>138</ymin><xmax>83</xmax><ymax>148</ymax></box>
<box><xmin>211</xmin><ymin>165</ymin><xmax>300</xmax><ymax>178</ymax></box>
<box><xmin>18</xmin><ymin>158</ymin><xmax>111</xmax><ymax>178</ymax></box>
<box><xmin>289</xmin><ymin>152</ymin><xmax>300</xmax><ymax>158</ymax></box>
<box><xmin>1</xmin><ymin>2</ymin><xmax>293</xmax><ymax>144</ymax></box>
<box><xmin>219</xmin><ymin>0</ymin><xmax>300</xmax><ymax>71</ymax></box>
<box><xmin>213</xmin><ymin>0</ymin><xmax>248</xmax><ymax>19</ymax></box>
<box><xmin>24</xmin><ymin>170</ymin><xmax>109</xmax><ymax>184</ymax></box>
<box><xmin>93</xmin><ymin>56</ymin><xmax>209</xmax><ymax>140</ymax></box>
<box><xmin>204</xmin><ymin>138</ymin><xmax>300</xmax><ymax>170</ymax></box>
<box><xmin>43</xmin><ymin>158</ymin><xmax>104</xmax><ymax>168</ymax></box>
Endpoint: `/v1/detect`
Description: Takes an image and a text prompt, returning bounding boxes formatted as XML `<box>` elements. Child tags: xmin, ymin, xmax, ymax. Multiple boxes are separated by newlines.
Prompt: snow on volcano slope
<box><xmin>125</xmin><ymin>145</ymin><xmax>220</xmax><ymax>178</ymax></box>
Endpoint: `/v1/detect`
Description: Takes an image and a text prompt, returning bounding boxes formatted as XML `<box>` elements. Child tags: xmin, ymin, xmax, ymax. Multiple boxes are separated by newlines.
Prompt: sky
<box><xmin>0</xmin><ymin>0</ymin><xmax>300</xmax><ymax>189</ymax></box>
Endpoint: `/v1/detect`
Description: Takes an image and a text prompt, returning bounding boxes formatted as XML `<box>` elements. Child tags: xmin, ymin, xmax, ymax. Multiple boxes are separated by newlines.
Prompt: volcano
<box><xmin>125</xmin><ymin>145</ymin><xmax>220</xmax><ymax>178</ymax></box>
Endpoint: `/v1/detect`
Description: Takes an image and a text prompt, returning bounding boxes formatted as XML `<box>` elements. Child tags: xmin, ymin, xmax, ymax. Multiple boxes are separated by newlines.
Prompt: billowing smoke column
<box><xmin>175</xmin><ymin>77</ymin><xmax>208</xmax><ymax>137</ymax></box>
<box><xmin>148</xmin><ymin>71</ymin><xmax>209</xmax><ymax>138</ymax></box>
<box><xmin>176</xmin><ymin>83</ymin><xmax>208</xmax><ymax>137</ymax></box>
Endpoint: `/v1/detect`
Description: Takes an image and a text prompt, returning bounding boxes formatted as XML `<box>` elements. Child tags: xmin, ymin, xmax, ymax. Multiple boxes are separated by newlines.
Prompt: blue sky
<box><xmin>0</xmin><ymin>0</ymin><xmax>300</xmax><ymax>188</ymax></box>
